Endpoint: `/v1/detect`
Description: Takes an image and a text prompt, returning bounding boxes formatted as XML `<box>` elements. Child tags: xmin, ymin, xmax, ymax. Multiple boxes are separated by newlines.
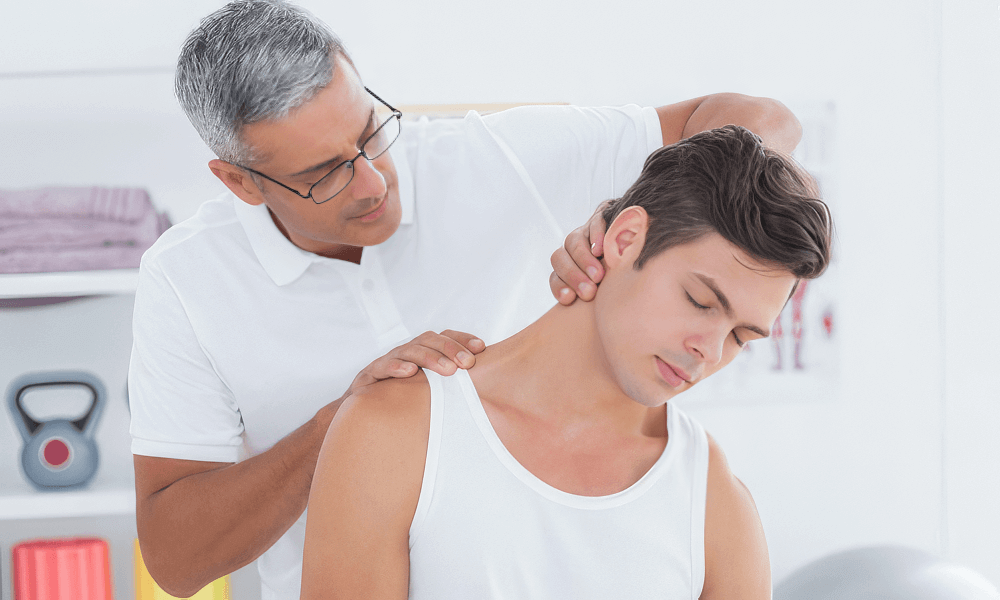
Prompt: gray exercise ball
<box><xmin>774</xmin><ymin>545</ymin><xmax>1000</xmax><ymax>600</ymax></box>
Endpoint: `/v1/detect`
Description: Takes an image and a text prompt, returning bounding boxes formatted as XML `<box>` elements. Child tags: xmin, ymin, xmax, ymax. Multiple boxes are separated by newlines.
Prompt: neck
<box><xmin>317</xmin><ymin>245</ymin><xmax>363</xmax><ymax>263</ymax></box>
<box><xmin>268</xmin><ymin>207</ymin><xmax>363</xmax><ymax>264</ymax></box>
<box><xmin>472</xmin><ymin>299</ymin><xmax>665</xmax><ymax>435</ymax></box>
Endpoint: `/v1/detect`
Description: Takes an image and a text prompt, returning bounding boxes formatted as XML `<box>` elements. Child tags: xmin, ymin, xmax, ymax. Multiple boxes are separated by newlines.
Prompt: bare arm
<box><xmin>551</xmin><ymin>93</ymin><xmax>802</xmax><ymax>305</ymax></box>
<box><xmin>700</xmin><ymin>433</ymin><xmax>771</xmax><ymax>600</ymax></box>
<box><xmin>135</xmin><ymin>406</ymin><xmax>336</xmax><ymax>597</ymax></box>
<box><xmin>657</xmin><ymin>93</ymin><xmax>802</xmax><ymax>153</ymax></box>
<box><xmin>300</xmin><ymin>375</ymin><xmax>430</xmax><ymax>600</ymax></box>
<box><xmin>134</xmin><ymin>331</ymin><xmax>481</xmax><ymax>597</ymax></box>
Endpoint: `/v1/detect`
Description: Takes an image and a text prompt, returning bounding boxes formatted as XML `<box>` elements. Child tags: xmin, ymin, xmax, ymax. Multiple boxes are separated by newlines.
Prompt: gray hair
<box><xmin>175</xmin><ymin>0</ymin><xmax>349</xmax><ymax>165</ymax></box>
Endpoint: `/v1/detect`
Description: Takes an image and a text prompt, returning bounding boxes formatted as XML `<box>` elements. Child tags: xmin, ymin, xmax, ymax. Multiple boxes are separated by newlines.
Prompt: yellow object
<box><xmin>134</xmin><ymin>540</ymin><xmax>231</xmax><ymax>600</ymax></box>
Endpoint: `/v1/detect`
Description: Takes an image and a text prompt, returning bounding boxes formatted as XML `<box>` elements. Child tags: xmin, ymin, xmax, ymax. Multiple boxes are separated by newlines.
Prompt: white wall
<box><xmin>941</xmin><ymin>0</ymin><xmax>1000</xmax><ymax>584</ymax></box>
<box><xmin>1</xmin><ymin>0</ymin><xmax>996</xmax><ymax>591</ymax></box>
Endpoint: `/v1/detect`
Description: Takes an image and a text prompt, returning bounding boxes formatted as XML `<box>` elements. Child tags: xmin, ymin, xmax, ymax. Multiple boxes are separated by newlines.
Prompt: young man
<box><xmin>129</xmin><ymin>1</ymin><xmax>804</xmax><ymax>598</ymax></box>
<box><xmin>302</xmin><ymin>125</ymin><xmax>832</xmax><ymax>599</ymax></box>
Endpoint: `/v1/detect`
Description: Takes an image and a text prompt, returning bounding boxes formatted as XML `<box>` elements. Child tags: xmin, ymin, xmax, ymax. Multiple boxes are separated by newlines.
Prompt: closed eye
<box><xmin>686</xmin><ymin>292</ymin><xmax>709</xmax><ymax>310</ymax></box>
<box><xmin>687</xmin><ymin>291</ymin><xmax>746</xmax><ymax>348</ymax></box>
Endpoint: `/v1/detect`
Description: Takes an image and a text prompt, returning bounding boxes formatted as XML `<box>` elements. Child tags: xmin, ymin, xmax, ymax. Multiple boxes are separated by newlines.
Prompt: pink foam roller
<box><xmin>12</xmin><ymin>537</ymin><xmax>114</xmax><ymax>600</ymax></box>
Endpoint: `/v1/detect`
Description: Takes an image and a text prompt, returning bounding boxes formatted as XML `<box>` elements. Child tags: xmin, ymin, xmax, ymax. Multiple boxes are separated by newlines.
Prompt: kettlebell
<box><xmin>6</xmin><ymin>371</ymin><xmax>105</xmax><ymax>489</ymax></box>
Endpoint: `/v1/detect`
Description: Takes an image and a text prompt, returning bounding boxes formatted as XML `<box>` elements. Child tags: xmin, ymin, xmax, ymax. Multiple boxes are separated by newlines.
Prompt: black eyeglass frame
<box><xmin>236</xmin><ymin>87</ymin><xmax>402</xmax><ymax>205</ymax></box>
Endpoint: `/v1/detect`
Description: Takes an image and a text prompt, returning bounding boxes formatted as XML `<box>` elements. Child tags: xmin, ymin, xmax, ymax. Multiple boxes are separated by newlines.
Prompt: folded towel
<box><xmin>0</xmin><ymin>186</ymin><xmax>171</xmax><ymax>274</ymax></box>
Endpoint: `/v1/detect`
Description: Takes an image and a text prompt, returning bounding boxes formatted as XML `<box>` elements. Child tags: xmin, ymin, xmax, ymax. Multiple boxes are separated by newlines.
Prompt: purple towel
<box><xmin>0</xmin><ymin>187</ymin><xmax>172</xmax><ymax>274</ymax></box>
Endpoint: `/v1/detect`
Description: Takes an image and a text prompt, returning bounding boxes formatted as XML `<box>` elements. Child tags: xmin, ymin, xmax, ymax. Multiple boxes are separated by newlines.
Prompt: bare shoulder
<box><xmin>302</xmin><ymin>374</ymin><xmax>431</xmax><ymax>599</ymax></box>
<box><xmin>704</xmin><ymin>433</ymin><xmax>760</xmax><ymax>543</ymax></box>
<box><xmin>324</xmin><ymin>370</ymin><xmax>434</xmax><ymax>461</ymax></box>
<box><xmin>312</xmin><ymin>370</ymin><xmax>433</xmax><ymax>505</ymax></box>
<box><xmin>700</xmin><ymin>432</ymin><xmax>771</xmax><ymax>600</ymax></box>
<box><xmin>704</xmin><ymin>432</ymin><xmax>746</xmax><ymax>500</ymax></box>
<box><xmin>334</xmin><ymin>369</ymin><xmax>432</xmax><ymax>436</ymax></box>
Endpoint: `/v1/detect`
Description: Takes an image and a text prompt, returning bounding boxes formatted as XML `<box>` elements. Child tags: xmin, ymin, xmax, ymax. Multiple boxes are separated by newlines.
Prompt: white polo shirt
<box><xmin>129</xmin><ymin>104</ymin><xmax>661</xmax><ymax>600</ymax></box>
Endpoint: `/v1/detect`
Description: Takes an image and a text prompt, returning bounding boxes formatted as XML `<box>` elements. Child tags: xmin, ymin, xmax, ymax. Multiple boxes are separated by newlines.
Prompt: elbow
<box><xmin>687</xmin><ymin>93</ymin><xmax>804</xmax><ymax>154</ymax></box>
<box><xmin>152</xmin><ymin>569</ymin><xmax>218</xmax><ymax>599</ymax></box>
<box><xmin>140</xmin><ymin>542</ymin><xmax>217</xmax><ymax>598</ymax></box>
<box><xmin>159</xmin><ymin>580</ymin><xmax>204</xmax><ymax>600</ymax></box>
<box><xmin>742</xmin><ymin>94</ymin><xmax>802</xmax><ymax>154</ymax></box>
<box><xmin>144</xmin><ymin>561</ymin><xmax>198</xmax><ymax>598</ymax></box>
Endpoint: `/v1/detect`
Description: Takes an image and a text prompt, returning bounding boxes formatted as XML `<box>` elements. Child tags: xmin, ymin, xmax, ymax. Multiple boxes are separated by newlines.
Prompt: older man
<box><xmin>129</xmin><ymin>1</ymin><xmax>803</xmax><ymax>599</ymax></box>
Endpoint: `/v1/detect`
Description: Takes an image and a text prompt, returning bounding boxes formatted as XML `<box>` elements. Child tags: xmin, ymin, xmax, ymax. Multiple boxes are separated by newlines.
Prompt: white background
<box><xmin>1</xmin><ymin>0</ymin><xmax>998</xmax><ymax>596</ymax></box>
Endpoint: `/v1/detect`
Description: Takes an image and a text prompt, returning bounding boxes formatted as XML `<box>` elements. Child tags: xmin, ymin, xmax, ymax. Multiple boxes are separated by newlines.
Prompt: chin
<box><xmin>373</xmin><ymin>201</ymin><xmax>403</xmax><ymax>243</ymax></box>
<box><xmin>352</xmin><ymin>195</ymin><xmax>403</xmax><ymax>246</ymax></box>
<box><xmin>617</xmin><ymin>375</ymin><xmax>674</xmax><ymax>409</ymax></box>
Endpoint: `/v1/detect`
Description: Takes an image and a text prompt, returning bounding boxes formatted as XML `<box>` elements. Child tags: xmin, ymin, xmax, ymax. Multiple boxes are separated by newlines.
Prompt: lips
<box><xmin>656</xmin><ymin>357</ymin><xmax>691</xmax><ymax>389</ymax></box>
<box><xmin>355</xmin><ymin>195</ymin><xmax>387</xmax><ymax>222</ymax></box>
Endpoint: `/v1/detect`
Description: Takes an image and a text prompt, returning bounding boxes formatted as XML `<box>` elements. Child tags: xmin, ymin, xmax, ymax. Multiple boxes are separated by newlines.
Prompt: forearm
<box><xmin>683</xmin><ymin>93</ymin><xmax>802</xmax><ymax>154</ymax></box>
<box><xmin>137</xmin><ymin>410</ymin><xmax>334</xmax><ymax>596</ymax></box>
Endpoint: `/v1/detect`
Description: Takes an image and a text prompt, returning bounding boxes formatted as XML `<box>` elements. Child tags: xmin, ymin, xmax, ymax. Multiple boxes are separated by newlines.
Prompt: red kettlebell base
<box><xmin>39</xmin><ymin>437</ymin><xmax>73</xmax><ymax>470</ymax></box>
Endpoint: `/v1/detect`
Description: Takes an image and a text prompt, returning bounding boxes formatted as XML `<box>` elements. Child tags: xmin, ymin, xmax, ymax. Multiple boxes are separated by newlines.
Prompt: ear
<box><xmin>602</xmin><ymin>206</ymin><xmax>649</xmax><ymax>270</ymax></box>
<box><xmin>209</xmin><ymin>159</ymin><xmax>266</xmax><ymax>206</ymax></box>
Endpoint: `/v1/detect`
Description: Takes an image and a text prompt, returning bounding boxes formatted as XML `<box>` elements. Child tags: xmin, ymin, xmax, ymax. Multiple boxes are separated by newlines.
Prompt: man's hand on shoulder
<box><xmin>314</xmin><ymin>329</ymin><xmax>485</xmax><ymax>431</ymax></box>
<box><xmin>301</xmin><ymin>372</ymin><xmax>432</xmax><ymax>600</ymax></box>
<box><xmin>701</xmin><ymin>433</ymin><xmax>771</xmax><ymax>600</ymax></box>
<box><xmin>348</xmin><ymin>329</ymin><xmax>485</xmax><ymax>390</ymax></box>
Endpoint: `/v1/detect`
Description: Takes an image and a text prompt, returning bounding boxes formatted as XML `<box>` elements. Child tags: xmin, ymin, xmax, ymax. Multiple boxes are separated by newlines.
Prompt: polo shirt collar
<box><xmin>233</xmin><ymin>143</ymin><xmax>414</xmax><ymax>287</ymax></box>
<box><xmin>233</xmin><ymin>196</ymin><xmax>316</xmax><ymax>287</ymax></box>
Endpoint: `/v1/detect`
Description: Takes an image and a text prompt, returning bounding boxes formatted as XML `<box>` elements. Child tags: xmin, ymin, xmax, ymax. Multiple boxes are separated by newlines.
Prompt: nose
<box><xmin>685</xmin><ymin>330</ymin><xmax>725</xmax><ymax>368</ymax></box>
<box><xmin>350</xmin><ymin>155</ymin><xmax>387</xmax><ymax>201</ymax></box>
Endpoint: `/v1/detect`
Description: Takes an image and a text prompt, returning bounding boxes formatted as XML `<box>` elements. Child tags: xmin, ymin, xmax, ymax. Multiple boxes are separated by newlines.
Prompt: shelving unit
<box><xmin>0</xmin><ymin>269</ymin><xmax>139</xmax><ymax>299</ymax></box>
<box><xmin>1</xmin><ymin>270</ymin><xmax>137</xmax><ymax>517</ymax></box>
<box><xmin>1</xmin><ymin>270</ymin><xmax>262</xmax><ymax>599</ymax></box>
<box><xmin>1</xmin><ymin>270</ymin><xmax>141</xmax><ymax>598</ymax></box>
<box><xmin>0</xmin><ymin>488</ymin><xmax>135</xmax><ymax>521</ymax></box>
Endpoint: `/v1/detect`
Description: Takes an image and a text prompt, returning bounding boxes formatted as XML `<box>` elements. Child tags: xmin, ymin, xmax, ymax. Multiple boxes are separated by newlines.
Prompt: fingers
<box><xmin>549</xmin><ymin>271</ymin><xmax>577</xmax><ymax>306</ymax></box>
<box><xmin>566</xmin><ymin>227</ymin><xmax>604</xmax><ymax>287</ymax></box>
<box><xmin>410</xmin><ymin>330</ymin><xmax>483</xmax><ymax>373</ymax></box>
<box><xmin>588</xmin><ymin>202</ymin><xmax>611</xmax><ymax>259</ymax></box>
<box><xmin>549</xmin><ymin>203</ymin><xmax>611</xmax><ymax>305</ymax></box>
<box><xmin>550</xmin><ymin>236</ymin><xmax>598</xmax><ymax>303</ymax></box>
<box><xmin>385</xmin><ymin>358</ymin><xmax>420</xmax><ymax>378</ymax></box>
<box><xmin>348</xmin><ymin>358</ymin><xmax>413</xmax><ymax>393</ymax></box>
<box><xmin>438</xmin><ymin>330</ymin><xmax>487</xmax><ymax>355</ymax></box>
<box><xmin>350</xmin><ymin>330</ymin><xmax>487</xmax><ymax>392</ymax></box>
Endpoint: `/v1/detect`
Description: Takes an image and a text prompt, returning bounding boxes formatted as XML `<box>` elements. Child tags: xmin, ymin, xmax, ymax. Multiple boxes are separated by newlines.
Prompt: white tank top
<box><xmin>408</xmin><ymin>369</ymin><xmax>710</xmax><ymax>600</ymax></box>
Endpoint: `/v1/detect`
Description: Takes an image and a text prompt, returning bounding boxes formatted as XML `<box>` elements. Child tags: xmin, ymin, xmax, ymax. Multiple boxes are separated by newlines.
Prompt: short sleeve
<box><xmin>480</xmin><ymin>104</ymin><xmax>662</xmax><ymax>232</ymax></box>
<box><xmin>128</xmin><ymin>254</ymin><xmax>244</xmax><ymax>463</ymax></box>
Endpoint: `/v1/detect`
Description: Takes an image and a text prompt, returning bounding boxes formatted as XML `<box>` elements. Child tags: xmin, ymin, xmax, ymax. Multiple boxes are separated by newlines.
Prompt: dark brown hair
<box><xmin>602</xmin><ymin>125</ymin><xmax>832</xmax><ymax>279</ymax></box>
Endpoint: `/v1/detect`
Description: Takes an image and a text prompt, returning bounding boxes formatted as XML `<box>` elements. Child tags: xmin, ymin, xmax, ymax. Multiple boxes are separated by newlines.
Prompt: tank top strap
<box><xmin>668</xmin><ymin>403</ymin><xmax>710</xmax><ymax>599</ymax></box>
<box><xmin>409</xmin><ymin>368</ymin><xmax>449</xmax><ymax>546</ymax></box>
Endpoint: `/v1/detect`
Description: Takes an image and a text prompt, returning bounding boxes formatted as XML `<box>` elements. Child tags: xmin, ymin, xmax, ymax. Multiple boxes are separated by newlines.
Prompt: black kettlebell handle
<box><xmin>6</xmin><ymin>371</ymin><xmax>106</xmax><ymax>439</ymax></box>
<box><xmin>14</xmin><ymin>381</ymin><xmax>99</xmax><ymax>435</ymax></box>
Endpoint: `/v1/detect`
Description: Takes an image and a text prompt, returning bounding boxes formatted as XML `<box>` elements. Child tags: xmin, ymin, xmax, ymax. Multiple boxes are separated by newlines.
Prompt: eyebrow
<box><xmin>693</xmin><ymin>273</ymin><xmax>771</xmax><ymax>338</ymax></box>
<box><xmin>288</xmin><ymin>105</ymin><xmax>376</xmax><ymax>178</ymax></box>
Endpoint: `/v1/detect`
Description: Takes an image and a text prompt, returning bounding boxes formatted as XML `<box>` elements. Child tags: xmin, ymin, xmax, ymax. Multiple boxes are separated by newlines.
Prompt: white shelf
<box><xmin>0</xmin><ymin>487</ymin><xmax>135</xmax><ymax>520</ymax></box>
<box><xmin>0</xmin><ymin>269</ymin><xmax>139</xmax><ymax>299</ymax></box>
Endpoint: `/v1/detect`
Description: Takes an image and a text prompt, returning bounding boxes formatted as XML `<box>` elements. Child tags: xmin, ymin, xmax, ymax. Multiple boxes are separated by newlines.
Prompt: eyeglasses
<box><xmin>237</xmin><ymin>88</ymin><xmax>402</xmax><ymax>205</ymax></box>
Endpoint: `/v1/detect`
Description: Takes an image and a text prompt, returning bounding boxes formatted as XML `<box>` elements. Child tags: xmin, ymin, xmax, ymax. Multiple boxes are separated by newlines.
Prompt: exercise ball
<box><xmin>774</xmin><ymin>545</ymin><xmax>999</xmax><ymax>600</ymax></box>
